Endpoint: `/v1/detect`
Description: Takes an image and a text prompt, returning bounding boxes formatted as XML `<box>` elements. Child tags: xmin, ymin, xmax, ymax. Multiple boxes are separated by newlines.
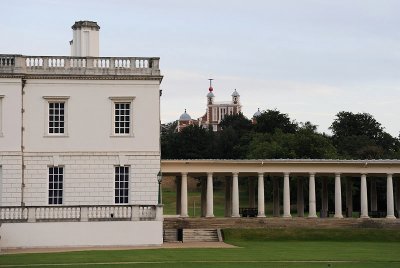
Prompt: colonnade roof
<box><xmin>161</xmin><ymin>159</ymin><xmax>400</xmax><ymax>176</ymax></box>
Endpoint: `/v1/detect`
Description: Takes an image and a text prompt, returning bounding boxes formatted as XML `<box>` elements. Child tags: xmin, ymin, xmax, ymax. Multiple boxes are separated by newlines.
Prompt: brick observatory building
<box><xmin>177</xmin><ymin>80</ymin><xmax>242</xmax><ymax>132</ymax></box>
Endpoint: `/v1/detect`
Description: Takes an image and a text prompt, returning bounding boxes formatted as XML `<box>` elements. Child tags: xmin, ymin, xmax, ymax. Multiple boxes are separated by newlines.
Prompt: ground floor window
<box><xmin>48</xmin><ymin>167</ymin><xmax>63</xmax><ymax>205</ymax></box>
<box><xmin>115</xmin><ymin>166</ymin><xmax>129</xmax><ymax>204</ymax></box>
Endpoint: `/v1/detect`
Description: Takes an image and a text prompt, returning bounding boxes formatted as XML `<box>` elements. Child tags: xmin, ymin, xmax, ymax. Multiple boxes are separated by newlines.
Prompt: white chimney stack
<box><xmin>70</xmin><ymin>21</ymin><xmax>100</xmax><ymax>57</ymax></box>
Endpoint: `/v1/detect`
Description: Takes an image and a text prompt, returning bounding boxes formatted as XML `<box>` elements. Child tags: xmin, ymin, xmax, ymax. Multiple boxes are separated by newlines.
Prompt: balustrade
<box><xmin>0</xmin><ymin>205</ymin><xmax>159</xmax><ymax>223</ymax></box>
<box><xmin>139</xmin><ymin>205</ymin><xmax>157</xmax><ymax>220</ymax></box>
<box><xmin>0</xmin><ymin>54</ymin><xmax>160</xmax><ymax>76</ymax></box>
<box><xmin>0</xmin><ymin>207</ymin><xmax>27</xmax><ymax>222</ymax></box>
<box><xmin>35</xmin><ymin>206</ymin><xmax>80</xmax><ymax>221</ymax></box>
<box><xmin>0</xmin><ymin>55</ymin><xmax>15</xmax><ymax>67</ymax></box>
<box><xmin>88</xmin><ymin>205</ymin><xmax>132</xmax><ymax>220</ymax></box>
<box><xmin>70</xmin><ymin>58</ymin><xmax>86</xmax><ymax>68</ymax></box>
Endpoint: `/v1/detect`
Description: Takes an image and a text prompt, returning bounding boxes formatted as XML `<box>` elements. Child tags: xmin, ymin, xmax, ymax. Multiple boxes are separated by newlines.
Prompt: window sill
<box><xmin>110</xmin><ymin>134</ymin><xmax>135</xmax><ymax>138</ymax></box>
<box><xmin>43</xmin><ymin>134</ymin><xmax>69</xmax><ymax>138</ymax></box>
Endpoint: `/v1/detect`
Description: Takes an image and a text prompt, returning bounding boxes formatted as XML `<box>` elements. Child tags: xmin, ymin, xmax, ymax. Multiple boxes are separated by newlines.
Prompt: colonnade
<box><xmin>175</xmin><ymin>172</ymin><xmax>399</xmax><ymax>219</ymax></box>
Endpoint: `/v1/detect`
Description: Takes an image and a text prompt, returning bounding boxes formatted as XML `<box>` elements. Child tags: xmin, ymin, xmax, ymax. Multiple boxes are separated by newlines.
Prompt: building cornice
<box><xmin>0</xmin><ymin>73</ymin><xmax>163</xmax><ymax>82</ymax></box>
<box><xmin>162</xmin><ymin>159</ymin><xmax>400</xmax><ymax>164</ymax></box>
<box><xmin>161</xmin><ymin>159</ymin><xmax>400</xmax><ymax>176</ymax></box>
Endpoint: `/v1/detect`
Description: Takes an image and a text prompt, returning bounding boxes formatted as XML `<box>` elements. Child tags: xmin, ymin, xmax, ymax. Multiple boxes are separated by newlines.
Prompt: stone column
<box><xmin>297</xmin><ymin>177</ymin><xmax>304</xmax><ymax>217</ymax></box>
<box><xmin>180</xmin><ymin>172</ymin><xmax>188</xmax><ymax>217</ymax></box>
<box><xmin>232</xmin><ymin>172</ymin><xmax>240</xmax><ymax>217</ymax></box>
<box><xmin>386</xmin><ymin>173</ymin><xmax>396</xmax><ymax>219</ymax></box>
<box><xmin>334</xmin><ymin>173</ymin><xmax>343</xmax><ymax>218</ymax></box>
<box><xmin>370</xmin><ymin>178</ymin><xmax>378</xmax><ymax>212</ymax></box>
<box><xmin>346</xmin><ymin>177</ymin><xmax>353</xmax><ymax>217</ymax></box>
<box><xmin>248</xmin><ymin>177</ymin><xmax>256</xmax><ymax>208</ymax></box>
<box><xmin>396</xmin><ymin>179</ymin><xmax>400</xmax><ymax>217</ymax></box>
<box><xmin>283</xmin><ymin>172</ymin><xmax>291</xmax><ymax>218</ymax></box>
<box><xmin>257</xmin><ymin>172</ymin><xmax>265</xmax><ymax>217</ymax></box>
<box><xmin>308</xmin><ymin>173</ymin><xmax>317</xmax><ymax>218</ymax></box>
<box><xmin>206</xmin><ymin>172</ymin><xmax>214</xmax><ymax>217</ymax></box>
<box><xmin>176</xmin><ymin>176</ymin><xmax>182</xmax><ymax>215</ymax></box>
<box><xmin>224</xmin><ymin>176</ymin><xmax>232</xmax><ymax>217</ymax></box>
<box><xmin>201</xmin><ymin>177</ymin><xmax>207</xmax><ymax>217</ymax></box>
<box><xmin>360</xmin><ymin>174</ymin><xmax>369</xmax><ymax>218</ymax></box>
<box><xmin>273</xmin><ymin>177</ymin><xmax>280</xmax><ymax>217</ymax></box>
<box><xmin>321</xmin><ymin>177</ymin><xmax>328</xmax><ymax>217</ymax></box>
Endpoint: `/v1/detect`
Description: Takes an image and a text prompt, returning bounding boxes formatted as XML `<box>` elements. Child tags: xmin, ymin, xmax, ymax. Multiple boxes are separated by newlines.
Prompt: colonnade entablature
<box><xmin>161</xmin><ymin>159</ymin><xmax>400</xmax><ymax>219</ymax></box>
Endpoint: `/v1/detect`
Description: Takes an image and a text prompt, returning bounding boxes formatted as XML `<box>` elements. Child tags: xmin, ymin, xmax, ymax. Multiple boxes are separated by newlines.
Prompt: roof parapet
<box><xmin>0</xmin><ymin>54</ymin><xmax>161</xmax><ymax>79</ymax></box>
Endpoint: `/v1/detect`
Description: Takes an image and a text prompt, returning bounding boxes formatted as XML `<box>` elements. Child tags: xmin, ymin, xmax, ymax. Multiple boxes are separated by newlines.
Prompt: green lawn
<box><xmin>2</xmin><ymin>228</ymin><xmax>400</xmax><ymax>267</ymax></box>
<box><xmin>163</xmin><ymin>189</ymin><xmax>228</xmax><ymax>217</ymax></box>
<box><xmin>163</xmin><ymin>189</ymin><xmax>359</xmax><ymax>218</ymax></box>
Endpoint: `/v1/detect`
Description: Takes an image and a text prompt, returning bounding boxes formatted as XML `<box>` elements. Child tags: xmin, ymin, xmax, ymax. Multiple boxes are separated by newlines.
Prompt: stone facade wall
<box><xmin>1</xmin><ymin>221</ymin><xmax>163</xmax><ymax>248</ymax></box>
<box><xmin>1</xmin><ymin>152</ymin><xmax>159</xmax><ymax>206</ymax></box>
<box><xmin>0</xmin><ymin>153</ymin><xmax>22</xmax><ymax>206</ymax></box>
<box><xmin>1</xmin><ymin>78</ymin><xmax>161</xmax><ymax>207</ymax></box>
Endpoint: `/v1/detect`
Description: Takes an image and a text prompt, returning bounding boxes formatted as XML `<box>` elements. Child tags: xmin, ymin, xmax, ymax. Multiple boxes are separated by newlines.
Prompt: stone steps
<box><xmin>183</xmin><ymin>229</ymin><xmax>220</xmax><ymax>242</ymax></box>
<box><xmin>163</xmin><ymin>228</ymin><xmax>221</xmax><ymax>243</ymax></box>
<box><xmin>163</xmin><ymin>229</ymin><xmax>179</xmax><ymax>242</ymax></box>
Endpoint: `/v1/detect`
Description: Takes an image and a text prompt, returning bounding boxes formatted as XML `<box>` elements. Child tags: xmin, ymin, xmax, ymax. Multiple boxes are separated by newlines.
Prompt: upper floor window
<box><xmin>219</xmin><ymin>107</ymin><xmax>227</xmax><ymax>121</ymax></box>
<box><xmin>212</xmin><ymin>107</ymin><xmax>218</xmax><ymax>122</ymax></box>
<box><xmin>43</xmin><ymin>96</ymin><xmax>69</xmax><ymax>136</ymax></box>
<box><xmin>110</xmin><ymin>97</ymin><xmax>134</xmax><ymax>136</ymax></box>
<box><xmin>49</xmin><ymin>102</ymin><xmax>65</xmax><ymax>134</ymax></box>
<box><xmin>48</xmin><ymin>166</ymin><xmax>64</xmax><ymax>205</ymax></box>
<box><xmin>115</xmin><ymin>102</ymin><xmax>130</xmax><ymax>134</ymax></box>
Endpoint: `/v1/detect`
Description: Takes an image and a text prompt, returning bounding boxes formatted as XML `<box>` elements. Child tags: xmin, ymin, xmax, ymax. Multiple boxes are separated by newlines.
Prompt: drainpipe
<box><xmin>158</xmin><ymin>88</ymin><xmax>163</xmax><ymax>204</ymax></box>
<box><xmin>21</xmin><ymin>79</ymin><xmax>26</xmax><ymax>206</ymax></box>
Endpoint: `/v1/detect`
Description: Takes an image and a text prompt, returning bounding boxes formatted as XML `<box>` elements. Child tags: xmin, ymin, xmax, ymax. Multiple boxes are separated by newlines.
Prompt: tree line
<box><xmin>161</xmin><ymin>110</ymin><xmax>400</xmax><ymax>160</ymax></box>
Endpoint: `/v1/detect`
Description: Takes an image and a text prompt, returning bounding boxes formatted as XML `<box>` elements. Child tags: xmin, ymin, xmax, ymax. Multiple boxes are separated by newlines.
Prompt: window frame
<box><xmin>43</xmin><ymin>96</ymin><xmax>69</xmax><ymax>137</ymax></box>
<box><xmin>212</xmin><ymin>107</ymin><xmax>218</xmax><ymax>122</ymax></box>
<box><xmin>114</xmin><ymin>165</ymin><xmax>130</xmax><ymax>204</ymax></box>
<box><xmin>48</xmin><ymin>166</ymin><xmax>64</xmax><ymax>205</ymax></box>
<box><xmin>109</xmin><ymin>97</ymin><xmax>135</xmax><ymax>137</ymax></box>
<box><xmin>219</xmin><ymin>107</ymin><xmax>228</xmax><ymax>121</ymax></box>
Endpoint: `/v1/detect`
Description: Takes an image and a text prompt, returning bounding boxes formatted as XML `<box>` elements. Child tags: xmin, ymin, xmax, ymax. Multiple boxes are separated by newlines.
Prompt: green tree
<box><xmin>293</xmin><ymin>123</ymin><xmax>338</xmax><ymax>159</ymax></box>
<box><xmin>219</xmin><ymin>113</ymin><xmax>252</xmax><ymax>133</ymax></box>
<box><xmin>330</xmin><ymin>112</ymin><xmax>384</xmax><ymax>140</ymax></box>
<box><xmin>161</xmin><ymin>123</ymin><xmax>215</xmax><ymax>159</ymax></box>
<box><xmin>174</xmin><ymin>125</ymin><xmax>214</xmax><ymax>159</ymax></box>
<box><xmin>161</xmin><ymin>121</ymin><xmax>178</xmax><ymax>159</ymax></box>
<box><xmin>216</xmin><ymin>113</ymin><xmax>253</xmax><ymax>159</ymax></box>
<box><xmin>214</xmin><ymin>127</ymin><xmax>241</xmax><ymax>159</ymax></box>
<box><xmin>253</xmin><ymin>109</ymin><xmax>298</xmax><ymax>134</ymax></box>
<box><xmin>246</xmin><ymin>127</ymin><xmax>337</xmax><ymax>159</ymax></box>
<box><xmin>330</xmin><ymin>111</ymin><xmax>400</xmax><ymax>159</ymax></box>
<box><xmin>247</xmin><ymin>130</ymin><xmax>298</xmax><ymax>159</ymax></box>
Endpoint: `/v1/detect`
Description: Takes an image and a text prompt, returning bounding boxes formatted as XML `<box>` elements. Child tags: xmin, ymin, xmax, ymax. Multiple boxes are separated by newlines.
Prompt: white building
<box><xmin>0</xmin><ymin>21</ymin><xmax>163</xmax><ymax>248</ymax></box>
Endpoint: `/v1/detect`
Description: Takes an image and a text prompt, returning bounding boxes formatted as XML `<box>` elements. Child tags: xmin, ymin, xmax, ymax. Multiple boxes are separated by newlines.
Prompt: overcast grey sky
<box><xmin>1</xmin><ymin>0</ymin><xmax>399</xmax><ymax>136</ymax></box>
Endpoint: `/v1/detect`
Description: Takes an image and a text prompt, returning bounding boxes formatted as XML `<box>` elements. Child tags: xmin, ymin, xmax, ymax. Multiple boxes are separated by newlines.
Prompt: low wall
<box><xmin>164</xmin><ymin>217</ymin><xmax>400</xmax><ymax>230</ymax></box>
<box><xmin>0</xmin><ymin>221</ymin><xmax>163</xmax><ymax>248</ymax></box>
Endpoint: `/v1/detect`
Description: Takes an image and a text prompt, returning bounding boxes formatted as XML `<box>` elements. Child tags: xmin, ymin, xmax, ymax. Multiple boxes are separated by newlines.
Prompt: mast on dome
<box><xmin>207</xmin><ymin>78</ymin><xmax>215</xmax><ymax>104</ymax></box>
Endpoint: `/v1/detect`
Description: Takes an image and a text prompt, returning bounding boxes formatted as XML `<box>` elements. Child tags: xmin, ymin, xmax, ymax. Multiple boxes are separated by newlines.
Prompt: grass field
<box><xmin>162</xmin><ymin>189</ymin><xmax>360</xmax><ymax>218</ymax></box>
<box><xmin>1</xmin><ymin>228</ymin><xmax>400</xmax><ymax>267</ymax></box>
<box><xmin>163</xmin><ymin>189</ymin><xmax>276</xmax><ymax>217</ymax></box>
